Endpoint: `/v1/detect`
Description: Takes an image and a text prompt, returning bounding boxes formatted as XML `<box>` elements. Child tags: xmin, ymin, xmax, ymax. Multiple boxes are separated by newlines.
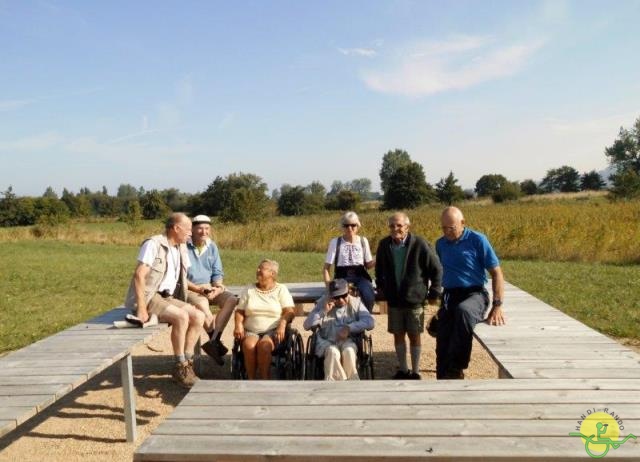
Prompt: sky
<box><xmin>1</xmin><ymin>0</ymin><xmax>639</xmax><ymax>197</ymax></box>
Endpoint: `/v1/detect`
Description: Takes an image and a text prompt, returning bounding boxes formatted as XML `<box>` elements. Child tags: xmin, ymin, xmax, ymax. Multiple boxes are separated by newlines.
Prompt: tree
<box><xmin>161</xmin><ymin>188</ymin><xmax>190</xmax><ymax>212</ymax></box>
<box><xmin>200</xmin><ymin>172</ymin><xmax>269</xmax><ymax>223</ymax></box>
<box><xmin>347</xmin><ymin>178</ymin><xmax>372</xmax><ymax>197</ymax></box>
<box><xmin>117</xmin><ymin>184</ymin><xmax>139</xmax><ymax>199</ymax></box>
<box><xmin>475</xmin><ymin>174</ymin><xmax>508</xmax><ymax>197</ymax></box>
<box><xmin>140</xmin><ymin>190</ymin><xmax>170</xmax><ymax>219</ymax></box>
<box><xmin>492</xmin><ymin>181</ymin><xmax>522</xmax><ymax>203</ymax></box>
<box><xmin>326</xmin><ymin>190</ymin><xmax>360</xmax><ymax>211</ymax></box>
<box><xmin>605</xmin><ymin>117</ymin><xmax>640</xmax><ymax>174</ymax></box>
<box><xmin>42</xmin><ymin>186</ymin><xmax>58</xmax><ymax>199</ymax></box>
<box><xmin>277</xmin><ymin>186</ymin><xmax>307</xmax><ymax>216</ymax></box>
<box><xmin>609</xmin><ymin>168</ymin><xmax>640</xmax><ymax>199</ymax></box>
<box><xmin>61</xmin><ymin>188</ymin><xmax>91</xmax><ymax>217</ymax></box>
<box><xmin>303</xmin><ymin>181</ymin><xmax>326</xmax><ymax>214</ymax></box>
<box><xmin>382</xmin><ymin>162</ymin><xmax>433</xmax><ymax>210</ymax></box>
<box><xmin>540</xmin><ymin>166</ymin><xmax>581</xmax><ymax>193</ymax></box>
<box><xmin>435</xmin><ymin>171</ymin><xmax>464</xmax><ymax>205</ymax></box>
<box><xmin>121</xmin><ymin>199</ymin><xmax>143</xmax><ymax>227</ymax></box>
<box><xmin>580</xmin><ymin>171</ymin><xmax>605</xmax><ymax>191</ymax></box>
<box><xmin>605</xmin><ymin>117</ymin><xmax>640</xmax><ymax>198</ymax></box>
<box><xmin>520</xmin><ymin>179</ymin><xmax>538</xmax><ymax>196</ymax></box>
<box><xmin>379</xmin><ymin>149</ymin><xmax>412</xmax><ymax>196</ymax></box>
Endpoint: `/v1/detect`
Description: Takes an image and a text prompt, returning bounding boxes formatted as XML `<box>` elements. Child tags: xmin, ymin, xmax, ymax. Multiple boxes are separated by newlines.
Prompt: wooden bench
<box><xmin>0</xmin><ymin>307</ymin><xmax>168</xmax><ymax>442</ymax></box>
<box><xmin>134</xmin><ymin>281</ymin><xmax>640</xmax><ymax>460</ymax></box>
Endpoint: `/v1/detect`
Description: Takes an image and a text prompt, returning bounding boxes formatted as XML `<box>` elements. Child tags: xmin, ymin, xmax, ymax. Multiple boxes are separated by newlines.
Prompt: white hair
<box><xmin>388</xmin><ymin>212</ymin><xmax>410</xmax><ymax>226</ymax></box>
<box><xmin>260</xmin><ymin>259</ymin><xmax>279</xmax><ymax>275</ymax></box>
<box><xmin>340</xmin><ymin>211</ymin><xmax>361</xmax><ymax>226</ymax></box>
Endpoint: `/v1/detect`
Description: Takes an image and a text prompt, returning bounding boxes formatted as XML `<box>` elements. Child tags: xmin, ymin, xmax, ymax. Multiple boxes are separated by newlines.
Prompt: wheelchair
<box><xmin>230</xmin><ymin>325</ymin><xmax>305</xmax><ymax>380</ymax></box>
<box><xmin>304</xmin><ymin>327</ymin><xmax>374</xmax><ymax>380</ymax></box>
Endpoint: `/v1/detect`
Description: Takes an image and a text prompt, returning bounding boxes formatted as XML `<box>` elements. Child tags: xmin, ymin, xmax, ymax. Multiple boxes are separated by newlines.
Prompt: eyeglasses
<box><xmin>343</xmin><ymin>223</ymin><xmax>358</xmax><ymax>228</ymax></box>
<box><xmin>389</xmin><ymin>223</ymin><xmax>405</xmax><ymax>229</ymax></box>
<box><xmin>332</xmin><ymin>294</ymin><xmax>347</xmax><ymax>301</ymax></box>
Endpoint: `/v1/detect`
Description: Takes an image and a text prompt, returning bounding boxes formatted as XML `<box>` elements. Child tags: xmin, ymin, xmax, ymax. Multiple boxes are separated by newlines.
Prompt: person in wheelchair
<box><xmin>233</xmin><ymin>259</ymin><xmax>295</xmax><ymax>379</ymax></box>
<box><xmin>303</xmin><ymin>279</ymin><xmax>374</xmax><ymax>380</ymax></box>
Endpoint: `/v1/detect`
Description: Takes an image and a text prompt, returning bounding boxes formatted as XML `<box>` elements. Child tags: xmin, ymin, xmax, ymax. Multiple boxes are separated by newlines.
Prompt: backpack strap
<box><xmin>333</xmin><ymin>236</ymin><xmax>342</xmax><ymax>276</ymax></box>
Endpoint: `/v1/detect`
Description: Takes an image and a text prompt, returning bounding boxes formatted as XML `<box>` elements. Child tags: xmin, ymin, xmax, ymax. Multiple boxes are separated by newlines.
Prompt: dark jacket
<box><xmin>375</xmin><ymin>233</ymin><xmax>443</xmax><ymax>308</ymax></box>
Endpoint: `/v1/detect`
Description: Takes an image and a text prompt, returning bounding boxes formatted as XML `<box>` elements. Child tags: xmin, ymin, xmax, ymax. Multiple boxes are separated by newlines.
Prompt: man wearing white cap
<box><xmin>186</xmin><ymin>214</ymin><xmax>238</xmax><ymax>366</ymax></box>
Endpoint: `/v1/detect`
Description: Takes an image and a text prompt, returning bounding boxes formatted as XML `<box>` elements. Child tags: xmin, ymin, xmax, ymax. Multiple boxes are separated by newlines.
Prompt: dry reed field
<box><xmin>1</xmin><ymin>195</ymin><xmax>638</xmax><ymax>263</ymax></box>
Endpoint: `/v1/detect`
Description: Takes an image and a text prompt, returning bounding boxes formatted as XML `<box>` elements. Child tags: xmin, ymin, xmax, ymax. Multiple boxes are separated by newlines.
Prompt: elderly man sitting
<box><xmin>303</xmin><ymin>279</ymin><xmax>374</xmax><ymax>380</ymax></box>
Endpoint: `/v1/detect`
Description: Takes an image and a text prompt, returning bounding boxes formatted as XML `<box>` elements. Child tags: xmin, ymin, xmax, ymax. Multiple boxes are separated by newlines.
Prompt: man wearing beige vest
<box><xmin>124</xmin><ymin>212</ymin><xmax>205</xmax><ymax>388</ymax></box>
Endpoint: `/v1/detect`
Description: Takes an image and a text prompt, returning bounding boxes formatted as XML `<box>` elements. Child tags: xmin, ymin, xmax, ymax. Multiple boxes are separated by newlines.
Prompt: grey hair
<box><xmin>165</xmin><ymin>212</ymin><xmax>188</xmax><ymax>230</ymax></box>
<box><xmin>387</xmin><ymin>212</ymin><xmax>410</xmax><ymax>226</ymax></box>
<box><xmin>260</xmin><ymin>259</ymin><xmax>279</xmax><ymax>276</ymax></box>
<box><xmin>340</xmin><ymin>211</ymin><xmax>361</xmax><ymax>227</ymax></box>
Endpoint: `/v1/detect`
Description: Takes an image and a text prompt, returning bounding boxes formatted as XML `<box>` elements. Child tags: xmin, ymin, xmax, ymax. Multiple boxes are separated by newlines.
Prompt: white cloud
<box><xmin>0</xmin><ymin>99</ymin><xmax>36</xmax><ymax>112</ymax></box>
<box><xmin>338</xmin><ymin>47</ymin><xmax>377</xmax><ymax>57</ymax></box>
<box><xmin>362</xmin><ymin>36</ymin><xmax>546</xmax><ymax>97</ymax></box>
<box><xmin>0</xmin><ymin>131</ymin><xmax>63</xmax><ymax>151</ymax></box>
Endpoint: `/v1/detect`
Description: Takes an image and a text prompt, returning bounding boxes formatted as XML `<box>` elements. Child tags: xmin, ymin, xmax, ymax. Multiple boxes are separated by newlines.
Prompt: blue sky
<box><xmin>1</xmin><ymin>0</ymin><xmax>639</xmax><ymax>196</ymax></box>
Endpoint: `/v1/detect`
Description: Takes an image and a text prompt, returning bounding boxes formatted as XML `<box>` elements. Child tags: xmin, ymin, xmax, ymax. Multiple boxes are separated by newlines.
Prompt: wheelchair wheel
<box><xmin>275</xmin><ymin>328</ymin><xmax>305</xmax><ymax>380</ymax></box>
<box><xmin>357</xmin><ymin>332</ymin><xmax>375</xmax><ymax>380</ymax></box>
<box><xmin>304</xmin><ymin>330</ymin><xmax>325</xmax><ymax>380</ymax></box>
<box><xmin>230</xmin><ymin>338</ymin><xmax>247</xmax><ymax>380</ymax></box>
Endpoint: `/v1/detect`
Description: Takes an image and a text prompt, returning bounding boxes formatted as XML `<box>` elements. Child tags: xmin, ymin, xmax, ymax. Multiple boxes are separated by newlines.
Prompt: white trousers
<box><xmin>324</xmin><ymin>339</ymin><xmax>359</xmax><ymax>381</ymax></box>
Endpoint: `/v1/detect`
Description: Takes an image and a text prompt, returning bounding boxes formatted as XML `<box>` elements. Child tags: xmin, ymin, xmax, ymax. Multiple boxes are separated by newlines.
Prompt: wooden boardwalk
<box><xmin>135</xmin><ymin>282</ymin><xmax>640</xmax><ymax>461</ymax></box>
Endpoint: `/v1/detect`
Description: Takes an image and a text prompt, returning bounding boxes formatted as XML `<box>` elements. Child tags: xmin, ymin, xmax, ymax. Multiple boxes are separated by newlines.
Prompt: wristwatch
<box><xmin>492</xmin><ymin>299</ymin><xmax>503</xmax><ymax>308</ymax></box>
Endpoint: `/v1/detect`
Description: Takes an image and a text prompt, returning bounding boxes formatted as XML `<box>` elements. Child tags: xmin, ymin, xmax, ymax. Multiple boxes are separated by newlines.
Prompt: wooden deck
<box><xmin>0</xmin><ymin>308</ymin><xmax>168</xmax><ymax>441</ymax></box>
<box><xmin>134</xmin><ymin>282</ymin><xmax>640</xmax><ymax>461</ymax></box>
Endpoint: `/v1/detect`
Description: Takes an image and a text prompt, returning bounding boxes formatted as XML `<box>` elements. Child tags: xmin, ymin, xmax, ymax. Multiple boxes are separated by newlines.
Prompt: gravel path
<box><xmin>0</xmin><ymin>313</ymin><xmax>498</xmax><ymax>462</ymax></box>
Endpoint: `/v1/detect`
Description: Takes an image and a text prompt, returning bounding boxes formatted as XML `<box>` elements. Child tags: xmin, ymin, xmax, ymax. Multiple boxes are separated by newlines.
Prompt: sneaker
<box><xmin>407</xmin><ymin>371</ymin><xmax>421</xmax><ymax>380</ymax></box>
<box><xmin>392</xmin><ymin>370</ymin><xmax>409</xmax><ymax>379</ymax></box>
<box><xmin>173</xmin><ymin>360</ymin><xmax>198</xmax><ymax>388</ymax></box>
<box><xmin>202</xmin><ymin>339</ymin><xmax>225</xmax><ymax>366</ymax></box>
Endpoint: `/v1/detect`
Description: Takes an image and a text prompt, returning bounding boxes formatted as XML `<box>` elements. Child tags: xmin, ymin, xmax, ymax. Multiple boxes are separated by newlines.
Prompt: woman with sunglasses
<box><xmin>322</xmin><ymin>211</ymin><xmax>375</xmax><ymax>312</ymax></box>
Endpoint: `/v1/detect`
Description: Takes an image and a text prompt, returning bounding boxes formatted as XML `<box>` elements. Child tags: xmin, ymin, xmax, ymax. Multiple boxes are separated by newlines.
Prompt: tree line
<box><xmin>1</xmin><ymin>116</ymin><xmax>639</xmax><ymax>227</ymax></box>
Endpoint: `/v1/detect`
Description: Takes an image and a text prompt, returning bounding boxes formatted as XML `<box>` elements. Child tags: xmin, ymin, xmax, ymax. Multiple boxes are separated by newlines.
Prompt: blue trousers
<box><xmin>345</xmin><ymin>276</ymin><xmax>375</xmax><ymax>313</ymax></box>
<box><xmin>436</xmin><ymin>288</ymin><xmax>489</xmax><ymax>379</ymax></box>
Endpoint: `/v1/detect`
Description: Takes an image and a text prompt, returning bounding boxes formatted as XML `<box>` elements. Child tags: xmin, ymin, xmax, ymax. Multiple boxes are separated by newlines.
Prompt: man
<box><xmin>303</xmin><ymin>279</ymin><xmax>374</xmax><ymax>380</ymax></box>
<box><xmin>435</xmin><ymin>206</ymin><xmax>505</xmax><ymax>380</ymax></box>
<box><xmin>185</xmin><ymin>215</ymin><xmax>238</xmax><ymax>366</ymax></box>
<box><xmin>124</xmin><ymin>213</ymin><xmax>205</xmax><ymax>388</ymax></box>
<box><xmin>375</xmin><ymin>212</ymin><xmax>442</xmax><ymax>380</ymax></box>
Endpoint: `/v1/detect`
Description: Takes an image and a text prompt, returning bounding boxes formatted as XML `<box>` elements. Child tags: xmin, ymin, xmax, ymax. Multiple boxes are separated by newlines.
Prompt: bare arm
<box><xmin>275</xmin><ymin>307</ymin><xmax>295</xmax><ymax>343</ymax></box>
<box><xmin>486</xmin><ymin>266</ymin><xmax>506</xmax><ymax>326</ymax></box>
<box><xmin>133</xmin><ymin>262</ymin><xmax>150</xmax><ymax>323</ymax></box>
<box><xmin>234</xmin><ymin>309</ymin><xmax>246</xmax><ymax>340</ymax></box>
<box><xmin>322</xmin><ymin>263</ymin><xmax>332</xmax><ymax>286</ymax></box>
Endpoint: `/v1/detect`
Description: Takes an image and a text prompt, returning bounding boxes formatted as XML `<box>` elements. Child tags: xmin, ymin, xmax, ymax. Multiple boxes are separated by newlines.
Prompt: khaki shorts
<box><xmin>387</xmin><ymin>306</ymin><xmax>424</xmax><ymax>335</ymax></box>
<box><xmin>186</xmin><ymin>285</ymin><xmax>236</xmax><ymax>308</ymax></box>
<box><xmin>147</xmin><ymin>293</ymin><xmax>191</xmax><ymax>318</ymax></box>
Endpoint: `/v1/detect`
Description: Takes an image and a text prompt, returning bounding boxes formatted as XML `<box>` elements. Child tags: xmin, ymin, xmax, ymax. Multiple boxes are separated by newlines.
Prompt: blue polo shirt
<box><xmin>435</xmin><ymin>228</ymin><xmax>499</xmax><ymax>289</ymax></box>
<box><xmin>186</xmin><ymin>239</ymin><xmax>224</xmax><ymax>285</ymax></box>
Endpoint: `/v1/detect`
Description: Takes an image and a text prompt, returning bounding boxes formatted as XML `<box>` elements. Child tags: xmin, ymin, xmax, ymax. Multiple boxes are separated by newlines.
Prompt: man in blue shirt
<box><xmin>186</xmin><ymin>215</ymin><xmax>238</xmax><ymax>366</ymax></box>
<box><xmin>435</xmin><ymin>206</ymin><xmax>505</xmax><ymax>379</ymax></box>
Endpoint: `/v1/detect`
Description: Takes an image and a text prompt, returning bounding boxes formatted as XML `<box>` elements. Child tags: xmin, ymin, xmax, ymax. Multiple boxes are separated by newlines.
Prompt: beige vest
<box><xmin>124</xmin><ymin>234</ymin><xmax>189</xmax><ymax>311</ymax></box>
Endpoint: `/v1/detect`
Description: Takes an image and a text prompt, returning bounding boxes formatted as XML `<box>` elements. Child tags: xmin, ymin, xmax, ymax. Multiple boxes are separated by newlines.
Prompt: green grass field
<box><xmin>1</xmin><ymin>240</ymin><xmax>638</xmax><ymax>353</ymax></box>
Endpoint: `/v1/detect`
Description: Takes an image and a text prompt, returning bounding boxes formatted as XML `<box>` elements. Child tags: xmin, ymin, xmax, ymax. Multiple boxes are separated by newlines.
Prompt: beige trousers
<box><xmin>323</xmin><ymin>339</ymin><xmax>359</xmax><ymax>381</ymax></box>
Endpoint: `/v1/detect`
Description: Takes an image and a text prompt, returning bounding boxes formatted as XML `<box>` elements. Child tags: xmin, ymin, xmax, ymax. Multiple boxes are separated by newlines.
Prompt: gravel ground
<box><xmin>0</xmin><ymin>312</ymin><xmax>499</xmax><ymax>462</ymax></box>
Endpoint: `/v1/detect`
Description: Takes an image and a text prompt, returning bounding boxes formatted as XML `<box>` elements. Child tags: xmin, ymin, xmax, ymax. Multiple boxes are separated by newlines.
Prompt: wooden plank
<box><xmin>505</xmin><ymin>368</ymin><xmax>640</xmax><ymax>379</ymax></box>
<box><xmin>169</xmin><ymin>403</ymin><xmax>640</xmax><ymax>421</ymax></box>
<box><xmin>0</xmin><ymin>367</ymin><xmax>105</xmax><ymax>376</ymax></box>
<box><xmin>177</xmin><ymin>389</ymin><xmax>640</xmax><ymax>406</ymax></box>
<box><xmin>0</xmin><ymin>407</ymin><xmax>37</xmax><ymax>422</ymax></box>
<box><xmin>0</xmin><ymin>395</ymin><xmax>56</xmax><ymax>409</ymax></box>
<box><xmin>185</xmin><ymin>378</ymin><xmax>640</xmax><ymax>393</ymax></box>
<box><xmin>134</xmin><ymin>435</ymin><xmax>640</xmax><ymax>461</ymax></box>
<box><xmin>0</xmin><ymin>384</ymin><xmax>72</xmax><ymax>397</ymax></box>
<box><xmin>153</xmin><ymin>418</ymin><xmax>640</xmax><ymax>438</ymax></box>
<box><xmin>0</xmin><ymin>374</ymin><xmax>88</xmax><ymax>387</ymax></box>
<box><xmin>1</xmin><ymin>359</ymin><xmax>112</xmax><ymax>368</ymax></box>
<box><xmin>0</xmin><ymin>420</ymin><xmax>16</xmax><ymax>438</ymax></box>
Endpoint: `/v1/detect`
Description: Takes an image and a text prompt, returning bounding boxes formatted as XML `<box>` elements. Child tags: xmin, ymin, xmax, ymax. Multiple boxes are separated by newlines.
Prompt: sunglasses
<box><xmin>332</xmin><ymin>294</ymin><xmax>347</xmax><ymax>301</ymax></box>
<box><xmin>343</xmin><ymin>223</ymin><xmax>358</xmax><ymax>228</ymax></box>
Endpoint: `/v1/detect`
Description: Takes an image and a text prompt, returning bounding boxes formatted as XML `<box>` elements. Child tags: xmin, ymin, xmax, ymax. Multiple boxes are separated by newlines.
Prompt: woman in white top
<box><xmin>234</xmin><ymin>259</ymin><xmax>295</xmax><ymax>379</ymax></box>
<box><xmin>322</xmin><ymin>211</ymin><xmax>376</xmax><ymax>312</ymax></box>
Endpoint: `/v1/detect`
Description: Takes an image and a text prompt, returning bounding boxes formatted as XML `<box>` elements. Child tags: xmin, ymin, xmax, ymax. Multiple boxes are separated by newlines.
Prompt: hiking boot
<box><xmin>407</xmin><ymin>371</ymin><xmax>422</xmax><ymax>380</ymax></box>
<box><xmin>202</xmin><ymin>339</ymin><xmax>225</xmax><ymax>366</ymax></box>
<box><xmin>392</xmin><ymin>370</ymin><xmax>409</xmax><ymax>379</ymax></box>
<box><xmin>173</xmin><ymin>360</ymin><xmax>198</xmax><ymax>388</ymax></box>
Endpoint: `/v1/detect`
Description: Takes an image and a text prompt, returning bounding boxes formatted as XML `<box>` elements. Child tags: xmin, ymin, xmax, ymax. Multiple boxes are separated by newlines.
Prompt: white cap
<box><xmin>192</xmin><ymin>214</ymin><xmax>211</xmax><ymax>225</ymax></box>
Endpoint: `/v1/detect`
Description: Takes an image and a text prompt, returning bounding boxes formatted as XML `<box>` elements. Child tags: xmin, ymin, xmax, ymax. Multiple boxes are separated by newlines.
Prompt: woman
<box><xmin>323</xmin><ymin>211</ymin><xmax>376</xmax><ymax>312</ymax></box>
<box><xmin>233</xmin><ymin>259</ymin><xmax>295</xmax><ymax>379</ymax></box>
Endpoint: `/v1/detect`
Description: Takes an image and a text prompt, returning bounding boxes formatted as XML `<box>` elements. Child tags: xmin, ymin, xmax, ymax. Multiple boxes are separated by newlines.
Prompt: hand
<box><xmin>233</xmin><ymin>324</ymin><xmax>245</xmax><ymax>340</ymax></box>
<box><xmin>275</xmin><ymin>321</ymin><xmax>287</xmax><ymax>344</ymax></box>
<box><xmin>337</xmin><ymin>325</ymin><xmax>350</xmax><ymax>341</ymax></box>
<box><xmin>324</xmin><ymin>300</ymin><xmax>335</xmax><ymax>313</ymax></box>
<box><xmin>487</xmin><ymin>306</ymin><xmax>506</xmax><ymax>326</ymax></box>
<box><xmin>206</xmin><ymin>286</ymin><xmax>219</xmax><ymax>301</ymax></box>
